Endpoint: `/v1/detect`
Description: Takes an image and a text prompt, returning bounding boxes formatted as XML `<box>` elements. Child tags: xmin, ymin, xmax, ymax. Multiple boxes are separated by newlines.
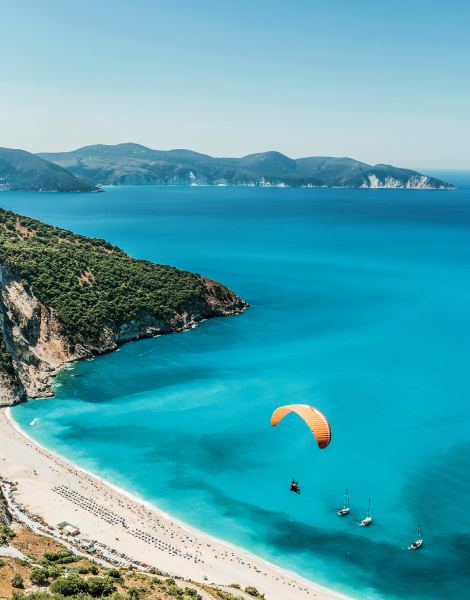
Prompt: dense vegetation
<box><xmin>0</xmin><ymin>209</ymin><xmax>210</xmax><ymax>346</ymax></box>
<box><xmin>0</xmin><ymin>329</ymin><xmax>15</xmax><ymax>375</ymax></box>
<box><xmin>1</xmin><ymin>526</ymin><xmax>267</xmax><ymax>600</ymax></box>
<box><xmin>0</xmin><ymin>522</ymin><xmax>15</xmax><ymax>545</ymax></box>
<box><xmin>10</xmin><ymin>574</ymin><xmax>205</xmax><ymax>600</ymax></box>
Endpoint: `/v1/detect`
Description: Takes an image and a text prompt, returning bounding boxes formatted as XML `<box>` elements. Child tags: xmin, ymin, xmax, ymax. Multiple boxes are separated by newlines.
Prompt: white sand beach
<box><xmin>0</xmin><ymin>408</ymin><xmax>352</xmax><ymax>600</ymax></box>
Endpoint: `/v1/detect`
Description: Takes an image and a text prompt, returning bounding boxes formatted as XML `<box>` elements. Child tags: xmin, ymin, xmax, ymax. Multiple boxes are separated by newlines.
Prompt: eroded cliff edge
<box><xmin>0</xmin><ymin>209</ymin><xmax>247</xmax><ymax>406</ymax></box>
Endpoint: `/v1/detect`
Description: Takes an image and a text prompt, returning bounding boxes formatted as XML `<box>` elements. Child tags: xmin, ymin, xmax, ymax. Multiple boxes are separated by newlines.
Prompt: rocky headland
<box><xmin>0</xmin><ymin>209</ymin><xmax>246</xmax><ymax>406</ymax></box>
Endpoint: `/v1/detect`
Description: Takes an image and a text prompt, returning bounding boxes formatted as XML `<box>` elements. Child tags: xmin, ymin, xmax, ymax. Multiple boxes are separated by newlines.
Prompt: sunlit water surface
<box><xmin>5</xmin><ymin>176</ymin><xmax>470</xmax><ymax>599</ymax></box>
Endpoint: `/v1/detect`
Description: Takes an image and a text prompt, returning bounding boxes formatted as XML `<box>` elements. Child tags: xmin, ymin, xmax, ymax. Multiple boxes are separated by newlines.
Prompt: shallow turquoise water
<box><xmin>5</xmin><ymin>178</ymin><xmax>470</xmax><ymax>600</ymax></box>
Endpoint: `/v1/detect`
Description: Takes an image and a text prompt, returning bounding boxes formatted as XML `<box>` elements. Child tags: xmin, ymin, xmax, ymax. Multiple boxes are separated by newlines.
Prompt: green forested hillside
<box><xmin>0</xmin><ymin>209</ymin><xmax>242</xmax><ymax>346</ymax></box>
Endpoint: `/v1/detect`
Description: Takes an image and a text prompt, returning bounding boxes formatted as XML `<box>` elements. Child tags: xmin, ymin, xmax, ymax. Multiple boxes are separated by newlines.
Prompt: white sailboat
<box><xmin>360</xmin><ymin>498</ymin><xmax>372</xmax><ymax>527</ymax></box>
<box><xmin>337</xmin><ymin>490</ymin><xmax>350</xmax><ymax>516</ymax></box>
<box><xmin>409</xmin><ymin>522</ymin><xmax>423</xmax><ymax>550</ymax></box>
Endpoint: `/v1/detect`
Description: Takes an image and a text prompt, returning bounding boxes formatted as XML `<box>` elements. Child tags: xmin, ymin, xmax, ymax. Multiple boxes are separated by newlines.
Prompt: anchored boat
<box><xmin>360</xmin><ymin>498</ymin><xmax>372</xmax><ymax>527</ymax></box>
<box><xmin>337</xmin><ymin>490</ymin><xmax>350</xmax><ymax>516</ymax></box>
<box><xmin>409</xmin><ymin>522</ymin><xmax>423</xmax><ymax>550</ymax></box>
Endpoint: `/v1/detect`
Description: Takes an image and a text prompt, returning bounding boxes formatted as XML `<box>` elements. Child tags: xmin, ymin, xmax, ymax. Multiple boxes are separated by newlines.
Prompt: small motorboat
<box><xmin>337</xmin><ymin>490</ymin><xmax>350</xmax><ymax>516</ymax></box>
<box><xmin>409</xmin><ymin>523</ymin><xmax>423</xmax><ymax>550</ymax></box>
<box><xmin>360</xmin><ymin>499</ymin><xmax>372</xmax><ymax>527</ymax></box>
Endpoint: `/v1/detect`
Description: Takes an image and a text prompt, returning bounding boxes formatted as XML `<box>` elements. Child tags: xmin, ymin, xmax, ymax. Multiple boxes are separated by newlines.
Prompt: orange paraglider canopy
<box><xmin>271</xmin><ymin>404</ymin><xmax>331</xmax><ymax>449</ymax></box>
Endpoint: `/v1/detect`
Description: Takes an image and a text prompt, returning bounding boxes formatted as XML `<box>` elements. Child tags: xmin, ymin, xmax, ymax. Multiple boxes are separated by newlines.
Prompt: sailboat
<box><xmin>409</xmin><ymin>522</ymin><xmax>423</xmax><ymax>550</ymax></box>
<box><xmin>337</xmin><ymin>490</ymin><xmax>350</xmax><ymax>516</ymax></box>
<box><xmin>360</xmin><ymin>499</ymin><xmax>372</xmax><ymax>527</ymax></box>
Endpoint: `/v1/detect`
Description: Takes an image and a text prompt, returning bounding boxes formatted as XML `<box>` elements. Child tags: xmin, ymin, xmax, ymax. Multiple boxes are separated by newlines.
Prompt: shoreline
<box><xmin>100</xmin><ymin>183</ymin><xmax>455</xmax><ymax>191</ymax></box>
<box><xmin>1</xmin><ymin>407</ymin><xmax>353</xmax><ymax>600</ymax></box>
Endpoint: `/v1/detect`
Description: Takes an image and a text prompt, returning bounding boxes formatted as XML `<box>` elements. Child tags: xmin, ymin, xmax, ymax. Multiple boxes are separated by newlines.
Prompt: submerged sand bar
<box><xmin>0</xmin><ymin>408</ymin><xmax>351</xmax><ymax>600</ymax></box>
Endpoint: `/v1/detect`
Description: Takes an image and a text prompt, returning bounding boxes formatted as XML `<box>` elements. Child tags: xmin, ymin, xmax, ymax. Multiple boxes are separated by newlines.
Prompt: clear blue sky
<box><xmin>1</xmin><ymin>0</ymin><xmax>469</xmax><ymax>168</ymax></box>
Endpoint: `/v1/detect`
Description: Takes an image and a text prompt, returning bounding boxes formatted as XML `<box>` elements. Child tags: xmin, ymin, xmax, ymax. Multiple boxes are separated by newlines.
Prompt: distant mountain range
<box><xmin>0</xmin><ymin>144</ymin><xmax>455</xmax><ymax>192</ymax></box>
<box><xmin>0</xmin><ymin>147</ymin><xmax>97</xmax><ymax>192</ymax></box>
<box><xmin>39</xmin><ymin>144</ymin><xmax>455</xmax><ymax>189</ymax></box>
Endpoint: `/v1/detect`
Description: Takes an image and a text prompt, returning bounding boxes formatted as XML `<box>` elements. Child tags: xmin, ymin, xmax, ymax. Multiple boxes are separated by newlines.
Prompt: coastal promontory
<box><xmin>0</xmin><ymin>209</ymin><xmax>246</xmax><ymax>405</ymax></box>
<box><xmin>0</xmin><ymin>147</ymin><xmax>97</xmax><ymax>192</ymax></box>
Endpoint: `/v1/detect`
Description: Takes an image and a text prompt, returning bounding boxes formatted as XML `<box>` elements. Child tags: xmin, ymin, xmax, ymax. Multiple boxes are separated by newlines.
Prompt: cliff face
<box><xmin>0</xmin><ymin>266</ymin><xmax>245</xmax><ymax>406</ymax></box>
<box><xmin>359</xmin><ymin>173</ymin><xmax>448</xmax><ymax>189</ymax></box>
<box><xmin>0</xmin><ymin>210</ymin><xmax>246</xmax><ymax>406</ymax></box>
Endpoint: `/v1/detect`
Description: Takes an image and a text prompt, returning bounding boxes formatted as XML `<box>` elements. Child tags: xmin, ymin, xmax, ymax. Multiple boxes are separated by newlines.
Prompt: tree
<box><xmin>46</xmin><ymin>565</ymin><xmax>62</xmax><ymax>580</ymax></box>
<box><xmin>87</xmin><ymin>576</ymin><xmax>115</xmax><ymax>597</ymax></box>
<box><xmin>244</xmin><ymin>587</ymin><xmax>264</xmax><ymax>598</ymax></box>
<box><xmin>107</xmin><ymin>568</ymin><xmax>122</xmax><ymax>580</ymax></box>
<box><xmin>11</xmin><ymin>573</ymin><xmax>24</xmax><ymax>588</ymax></box>
<box><xmin>50</xmin><ymin>574</ymin><xmax>88</xmax><ymax>596</ymax></box>
<box><xmin>30</xmin><ymin>567</ymin><xmax>49</xmax><ymax>586</ymax></box>
<box><xmin>43</xmin><ymin>550</ymin><xmax>73</xmax><ymax>564</ymax></box>
<box><xmin>0</xmin><ymin>524</ymin><xmax>15</xmax><ymax>544</ymax></box>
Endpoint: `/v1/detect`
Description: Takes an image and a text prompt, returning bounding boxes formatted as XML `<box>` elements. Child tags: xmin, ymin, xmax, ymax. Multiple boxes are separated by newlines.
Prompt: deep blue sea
<box><xmin>4</xmin><ymin>174</ymin><xmax>470</xmax><ymax>600</ymax></box>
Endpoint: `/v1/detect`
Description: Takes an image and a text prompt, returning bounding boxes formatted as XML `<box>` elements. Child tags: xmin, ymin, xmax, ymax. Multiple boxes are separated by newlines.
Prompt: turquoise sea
<box><xmin>4</xmin><ymin>175</ymin><xmax>470</xmax><ymax>600</ymax></box>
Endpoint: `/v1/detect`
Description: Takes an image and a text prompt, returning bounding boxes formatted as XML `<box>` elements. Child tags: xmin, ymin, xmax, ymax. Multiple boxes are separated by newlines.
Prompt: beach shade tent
<box><xmin>271</xmin><ymin>404</ymin><xmax>332</xmax><ymax>449</ymax></box>
<box><xmin>57</xmin><ymin>521</ymin><xmax>80</xmax><ymax>536</ymax></box>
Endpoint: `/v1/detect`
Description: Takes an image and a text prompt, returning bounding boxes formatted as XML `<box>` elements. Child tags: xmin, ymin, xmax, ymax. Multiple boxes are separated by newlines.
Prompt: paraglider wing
<box><xmin>271</xmin><ymin>404</ymin><xmax>331</xmax><ymax>449</ymax></box>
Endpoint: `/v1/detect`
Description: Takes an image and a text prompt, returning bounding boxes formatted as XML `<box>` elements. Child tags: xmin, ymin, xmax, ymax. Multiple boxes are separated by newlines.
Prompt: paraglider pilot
<box><xmin>290</xmin><ymin>479</ymin><xmax>301</xmax><ymax>494</ymax></box>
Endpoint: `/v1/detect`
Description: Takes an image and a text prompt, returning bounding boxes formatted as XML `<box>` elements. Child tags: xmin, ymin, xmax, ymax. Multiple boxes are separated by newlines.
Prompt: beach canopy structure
<box><xmin>57</xmin><ymin>521</ymin><xmax>80</xmax><ymax>536</ymax></box>
<box><xmin>271</xmin><ymin>404</ymin><xmax>331</xmax><ymax>449</ymax></box>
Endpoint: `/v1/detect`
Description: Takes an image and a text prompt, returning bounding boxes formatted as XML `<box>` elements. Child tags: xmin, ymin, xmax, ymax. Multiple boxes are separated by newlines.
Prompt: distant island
<box><xmin>0</xmin><ymin>147</ymin><xmax>97</xmax><ymax>192</ymax></box>
<box><xmin>0</xmin><ymin>144</ymin><xmax>455</xmax><ymax>192</ymax></box>
<box><xmin>41</xmin><ymin>143</ymin><xmax>455</xmax><ymax>189</ymax></box>
<box><xmin>0</xmin><ymin>208</ymin><xmax>246</xmax><ymax>406</ymax></box>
